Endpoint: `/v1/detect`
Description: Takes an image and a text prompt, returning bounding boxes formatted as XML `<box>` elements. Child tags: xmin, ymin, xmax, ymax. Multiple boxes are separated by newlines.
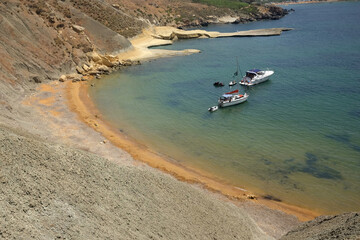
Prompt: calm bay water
<box><xmin>90</xmin><ymin>2</ymin><xmax>360</xmax><ymax>214</ymax></box>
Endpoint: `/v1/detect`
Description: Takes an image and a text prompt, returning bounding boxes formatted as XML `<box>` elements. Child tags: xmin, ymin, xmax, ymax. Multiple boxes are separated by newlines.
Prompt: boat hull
<box><xmin>208</xmin><ymin>106</ymin><xmax>219</xmax><ymax>112</ymax></box>
<box><xmin>218</xmin><ymin>94</ymin><xmax>248</xmax><ymax>107</ymax></box>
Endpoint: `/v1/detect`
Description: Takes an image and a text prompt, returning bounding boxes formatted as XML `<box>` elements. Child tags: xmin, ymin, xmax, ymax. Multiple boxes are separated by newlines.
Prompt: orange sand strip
<box><xmin>65</xmin><ymin>80</ymin><xmax>319</xmax><ymax>222</ymax></box>
<box><xmin>39</xmin><ymin>84</ymin><xmax>58</xmax><ymax>93</ymax></box>
<box><xmin>38</xmin><ymin>96</ymin><xmax>56</xmax><ymax>106</ymax></box>
<box><xmin>49</xmin><ymin>109</ymin><xmax>62</xmax><ymax>117</ymax></box>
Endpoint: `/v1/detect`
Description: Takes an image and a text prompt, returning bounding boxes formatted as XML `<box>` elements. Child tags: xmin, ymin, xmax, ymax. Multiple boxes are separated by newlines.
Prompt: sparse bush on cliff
<box><xmin>192</xmin><ymin>0</ymin><xmax>249</xmax><ymax>10</ymax></box>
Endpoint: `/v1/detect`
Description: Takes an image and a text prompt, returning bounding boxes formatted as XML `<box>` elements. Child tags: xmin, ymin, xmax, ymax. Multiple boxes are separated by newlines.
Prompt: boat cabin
<box><xmin>219</xmin><ymin>94</ymin><xmax>244</xmax><ymax>102</ymax></box>
<box><xmin>245</xmin><ymin>69</ymin><xmax>264</xmax><ymax>78</ymax></box>
<box><xmin>220</xmin><ymin>94</ymin><xmax>233</xmax><ymax>101</ymax></box>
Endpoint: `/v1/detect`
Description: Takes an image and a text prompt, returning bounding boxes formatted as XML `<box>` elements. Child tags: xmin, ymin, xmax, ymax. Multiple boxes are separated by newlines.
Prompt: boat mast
<box><xmin>236</xmin><ymin>57</ymin><xmax>239</xmax><ymax>92</ymax></box>
<box><xmin>236</xmin><ymin>57</ymin><xmax>239</xmax><ymax>82</ymax></box>
<box><xmin>236</xmin><ymin>56</ymin><xmax>243</xmax><ymax>81</ymax></box>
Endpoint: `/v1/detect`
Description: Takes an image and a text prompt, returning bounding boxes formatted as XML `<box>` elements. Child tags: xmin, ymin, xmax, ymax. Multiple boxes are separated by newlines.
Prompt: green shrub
<box><xmin>192</xmin><ymin>0</ymin><xmax>249</xmax><ymax>10</ymax></box>
<box><xmin>242</xmin><ymin>5</ymin><xmax>258</xmax><ymax>14</ymax></box>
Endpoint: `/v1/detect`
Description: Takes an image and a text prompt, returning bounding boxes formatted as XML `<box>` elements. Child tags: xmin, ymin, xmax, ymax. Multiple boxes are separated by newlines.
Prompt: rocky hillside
<box><xmin>281</xmin><ymin>212</ymin><xmax>360</xmax><ymax>240</ymax></box>
<box><xmin>0</xmin><ymin>125</ymin><xmax>272</xmax><ymax>240</ymax></box>
<box><xmin>0</xmin><ymin>0</ymin><xmax>133</xmax><ymax>85</ymax></box>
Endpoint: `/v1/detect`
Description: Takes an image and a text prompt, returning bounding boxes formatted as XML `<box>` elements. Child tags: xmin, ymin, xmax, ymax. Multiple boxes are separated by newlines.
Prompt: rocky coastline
<box><xmin>176</xmin><ymin>5</ymin><xmax>290</xmax><ymax>28</ymax></box>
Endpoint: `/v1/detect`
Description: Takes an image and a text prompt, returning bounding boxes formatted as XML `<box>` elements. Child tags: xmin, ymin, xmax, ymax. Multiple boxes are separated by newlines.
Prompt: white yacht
<box><xmin>239</xmin><ymin>69</ymin><xmax>274</xmax><ymax>86</ymax></box>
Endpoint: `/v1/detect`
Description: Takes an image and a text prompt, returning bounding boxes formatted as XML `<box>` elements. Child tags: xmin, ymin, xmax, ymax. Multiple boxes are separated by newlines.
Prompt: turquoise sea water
<box><xmin>90</xmin><ymin>2</ymin><xmax>360</xmax><ymax>214</ymax></box>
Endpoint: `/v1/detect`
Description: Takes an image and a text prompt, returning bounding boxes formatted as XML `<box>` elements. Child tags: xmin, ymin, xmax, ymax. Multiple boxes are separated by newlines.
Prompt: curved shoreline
<box><xmin>65</xmin><ymin>26</ymin><xmax>318</xmax><ymax>222</ymax></box>
<box><xmin>66</xmin><ymin>80</ymin><xmax>319</xmax><ymax>222</ymax></box>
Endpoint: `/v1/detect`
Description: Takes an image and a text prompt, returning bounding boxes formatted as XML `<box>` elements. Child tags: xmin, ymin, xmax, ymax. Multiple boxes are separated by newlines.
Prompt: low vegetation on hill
<box><xmin>192</xmin><ymin>0</ymin><xmax>249</xmax><ymax>9</ymax></box>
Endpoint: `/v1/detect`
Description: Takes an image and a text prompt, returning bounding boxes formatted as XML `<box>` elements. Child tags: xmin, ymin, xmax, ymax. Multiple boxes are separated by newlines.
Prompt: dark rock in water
<box><xmin>200</xmin><ymin>22</ymin><xmax>209</xmax><ymax>27</ymax></box>
<box><xmin>231</xmin><ymin>19</ymin><xmax>240</xmax><ymax>24</ymax></box>
<box><xmin>349</xmin><ymin>109</ymin><xmax>360</xmax><ymax>118</ymax></box>
<box><xmin>261</xmin><ymin>158</ymin><xmax>272</xmax><ymax>165</ymax></box>
<box><xmin>271</xmin><ymin>16</ymin><xmax>281</xmax><ymax>20</ymax></box>
<box><xmin>281</xmin><ymin>212</ymin><xmax>360</xmax><ymax>240</ymax></box>
<box><xmin>326</xmin><ymin>134</ymin><xmax>360</xmax><ymax>152</ymax></box>
<box><xmin>280</xmin><ymin>153</ymin><xmax>342</xmax><ymax>180</ymax></box>
<box><xmin>299</xmin><ymin>152</ymin><xmax>343</xmax><ymax>180</ymax></box>
<box><xmin>263</xmin><ymin>195</ymin><xmax>282</xmax><ymax>202</ymax></box>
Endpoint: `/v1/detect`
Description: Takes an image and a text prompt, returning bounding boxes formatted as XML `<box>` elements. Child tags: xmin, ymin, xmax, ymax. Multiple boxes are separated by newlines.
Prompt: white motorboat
<box><xmin>239</xmin><ymin>69</ymin><xmax>274</xmax><ymax>86</ymax></box>
<box><xmin>218</xmin><ymin>89</ymin><xmax>249</xmax><ymax>107</ymax></box>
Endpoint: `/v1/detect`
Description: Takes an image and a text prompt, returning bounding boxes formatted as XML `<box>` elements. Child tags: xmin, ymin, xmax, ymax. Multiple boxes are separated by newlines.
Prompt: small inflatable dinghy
<box><xmin>208</xmin><ymin>106</ymin><xmax>219</xmax><ymax>112</ymax></box>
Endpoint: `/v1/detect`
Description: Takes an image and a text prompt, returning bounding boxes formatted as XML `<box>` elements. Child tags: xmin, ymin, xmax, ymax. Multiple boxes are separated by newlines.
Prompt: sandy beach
<box><xmin>61</xmin><ymin>26</ymin><xmax>318</xmax><ymax>222</ymax></box>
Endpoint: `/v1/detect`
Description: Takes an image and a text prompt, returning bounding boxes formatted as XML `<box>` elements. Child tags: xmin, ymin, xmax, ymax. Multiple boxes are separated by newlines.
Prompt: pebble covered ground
<box><xmin>0</xmin><ymin>126</ymin><xmax>271</xmax><ymax>240</ymax></box>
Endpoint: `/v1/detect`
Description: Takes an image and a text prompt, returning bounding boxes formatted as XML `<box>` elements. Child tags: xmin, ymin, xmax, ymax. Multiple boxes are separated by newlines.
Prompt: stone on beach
<box><xmin>72</xmin><ymin>24</ymin><xmax>85</xmax><ymax>33</ymax></box>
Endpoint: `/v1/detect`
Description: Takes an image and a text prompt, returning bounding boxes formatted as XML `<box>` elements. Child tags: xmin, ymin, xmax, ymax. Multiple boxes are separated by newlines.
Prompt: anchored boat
<box><xmin>213</xmin><ymin>81</ymin><xmax>224</xmax><ymax>87</ymax></box>
<box><xmin>218</xmin><ymin>89</ymin><xmax>248</xmax><ymax>108</ymax></box>
<box><xmin>208</xmin><ymin>106</ymin><xmax>219</xmax><ymax>112</ymax></box>
<box><xmin>229</xmin><ymin>80</ymin><xmax>237</xmax><ymax>86</ymax></box>
<box><xmin>239</xmin><ymin>69</ymin><xmax>274</xmax><ymax>86</ymax></box>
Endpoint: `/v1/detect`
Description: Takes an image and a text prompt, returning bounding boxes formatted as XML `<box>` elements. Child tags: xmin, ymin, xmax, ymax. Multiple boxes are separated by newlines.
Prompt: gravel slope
<box><xmin>0</xmin><ymin>125</ymin><xmax>271</xmax><ymax>240</ymax></box>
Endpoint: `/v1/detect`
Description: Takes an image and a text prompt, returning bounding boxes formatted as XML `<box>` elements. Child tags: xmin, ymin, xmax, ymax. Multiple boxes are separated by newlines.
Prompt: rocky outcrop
<box><xmin>0</xmin><ymin>0</ymin><xmax>133</xmax><ymax>104</ymax></box>
<box><xmin>58</xmin><ymin>54</ymin><xmax>141</xmax><ymax>83</ymax></box>
<box><xmin>177</xmin><ymin>4</ymin><xmax>289</xmax><ymax>28</ymax></box>
<box><xmin>151</xmin><ymin>26</ymin><xmax>292</xmax><ymax>41</ymax></box>
<box><xmin>281</xmin><ymin>212</ymin><xmax>360</xmax><ymax>240</ymax></box>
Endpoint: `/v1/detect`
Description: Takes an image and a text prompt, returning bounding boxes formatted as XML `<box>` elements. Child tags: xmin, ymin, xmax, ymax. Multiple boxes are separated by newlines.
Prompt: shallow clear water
<box><xmin>90</xmin><ymin>2</ymin><xmax>360</xmax><ymax>214</ymax></box>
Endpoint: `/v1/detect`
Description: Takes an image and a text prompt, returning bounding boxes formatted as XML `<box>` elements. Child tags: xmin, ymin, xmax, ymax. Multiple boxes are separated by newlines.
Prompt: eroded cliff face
<box><xmin>0</xmin><ymin>0</ymin><xmax>135</xmax><ymax>86</ymax></box>
<box><xmin>0</xmin><ymin>0</ymin><xmax>139</xmax><ymax>122</ymax></box>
